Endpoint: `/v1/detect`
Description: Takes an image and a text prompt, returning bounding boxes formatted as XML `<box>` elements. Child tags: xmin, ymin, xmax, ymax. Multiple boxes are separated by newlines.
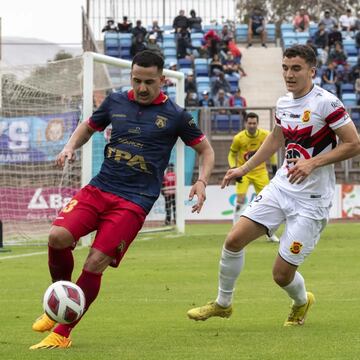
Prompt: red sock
<box><xmin>54</xmin><ymin>269</ymin><xmax>102</xmax><ymax>338</ymax></box>
<box><xmin>48</xmin><ymin>245</ymin><xmax>74</xmax><ymax>282</ymax></box>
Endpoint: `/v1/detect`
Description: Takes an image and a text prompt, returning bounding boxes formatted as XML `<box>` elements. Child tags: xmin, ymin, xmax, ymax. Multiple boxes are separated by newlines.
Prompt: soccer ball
<box><xmin>43</xmin><ymin>281</ymin><xmax>85</xmax><ymax>324</ymax></box>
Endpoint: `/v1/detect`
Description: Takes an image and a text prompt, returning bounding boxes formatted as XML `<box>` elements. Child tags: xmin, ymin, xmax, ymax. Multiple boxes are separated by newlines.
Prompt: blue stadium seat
<box><xmin>235</xmin><ymin>24</ymin><xmax>248</xmax><ymax>42</ymax></box>
<box><xmin>214</xmin><ymin>114</ymin><xmax>230</xmax><ymax>131</ymax></box>
<box><xmin>281</xmin><ymin>23</ymin><xmax>294</xmax><ymax>32</ymax></box>
<box><xmin>192</xmin><ymin>39</ymin><xmax>203</xmax><ymax>47</ymax></box>
<box><xmin>195</xmin><ymin>66</ymin><xmax>209</xmax><ymax>77</ymax></box>
<box><xmin>178</xmin><ymin>58</ymin><xmax>193</xmax><ymax>69</ymax></box>
<box><xmin>196</xmin><ymin>76</ymin><xmax>210</xmax><ymax>85</ymax></box>
<box><xmin>342</xmin><ymin>93</ymin><xmax>357</xmax><ymax>107</ymax></box>
<box><xmin>164</xmin><ymin>48</ymin><xmax>177</xmax><ymax>57</ymax></box>
<box><xmin>191</xmin><ymin>32</ymin><xmax>204</xmax><ymax>40</ymax></box>
<box><xmin>164</xmin><ymin>57</ymin><xmax>177</xmax><ymax>68</ymax></box>
<box><xmin>104</xmin><ymin>38</ymin><xmax>119</xmax><ymax>49</ymax></box>
<box><xmin>179</xmin><ymin>68</ymin><xmax>193</xmax><ymax>76</ymax></box>
<box><xmin>194</xmin><ymin>58</ymin><xmax>208</xmax><ymax>65</ymax></box>
<box><xmin>347</xmin><ymin>56</ymin><xmax>358</xmax><ymax>67</ymax></box>
<box><xmin>119</xmin><ymin>38</ymin><xmax>132</xmax><ymax>48</ymax></box>
<box><xmin>341</xmin><ymin>83</ymin><xmax>355</xmax><ymax>94</ymax></box>
<box><xmin>163</xmin><ymin>40</ymin><xmax>176</xmax><ymax>49</ymax></box>
<box><xmin>266</xmin><ymin>24</ymin><xmax>276</xmax><ymax>42</ymax></box>
<box><xmin>118</xmin><ymin>33</ymin><xmax>132</xmax><ymax>40</ymax></box>
<box><xmin>230</xmin><ymin>114</ymin><xmax>241</xmax><ymax>131</ymax></box>
<box><xmin>309</xmin><ymin>23</ymin><xmax>318</xmax><ymax>37</ymax></box>
<box><xmin>163</xmin><ymin>33</ymin><xmax>175</xmax><ymax>40</ymax></box>
<box><xmin>104</xmin><ymin>32</ymin><xmax>118</xmax><ymax>40</ymax></box>
<box><xmin>106</xmin><ymin>49</ymin><xmax>121</xmax><ymax>57</ymax></box>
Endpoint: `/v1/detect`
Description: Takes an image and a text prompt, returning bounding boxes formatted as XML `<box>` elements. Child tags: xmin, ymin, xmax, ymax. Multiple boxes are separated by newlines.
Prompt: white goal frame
<box><xmin>82</xmin><ymin>52</ymin><xmax>186</xmax><ymax>237</ymax></box>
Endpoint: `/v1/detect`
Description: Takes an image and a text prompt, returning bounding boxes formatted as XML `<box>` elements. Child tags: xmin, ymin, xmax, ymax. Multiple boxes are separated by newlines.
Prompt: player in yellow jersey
<box><xmin>228</xmin><ymin>112</ymin><xmax>279</xmax><ymax>242</ymax></box>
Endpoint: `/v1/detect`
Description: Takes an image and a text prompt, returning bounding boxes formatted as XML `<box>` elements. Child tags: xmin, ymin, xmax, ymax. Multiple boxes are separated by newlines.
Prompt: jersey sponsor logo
<box><xmin>301</xmin><ymin>110</ymin><xmax>311</xmax><ymax>123</ymax></box>
<box><xmin>106</xmin><ymin>146</ymin><xmax>151</xmax><ymax>173</ymax></box>
<box><xmin>290</xmin><ymin>241</ymin><xmax>303</xmax><ymax>254</ymax></box>
<box><xmin>118</xmin><ymin>137</ymin><xmax>144</xmax><ymax>148</ymax></box>
<box><xmin>112</xmin><ymin>114</ymin><xmax>127</xmax><ymax>118</ymax></box>
<box><xmin>155</xmin><ymin>115</ymin><xmax>167</xmax><ymax>128</ymax></box>
<box><xmin>128</xmin><ymin>127</ymin><xmax>141</xmax><ymax>134</ymax></box>
<box><xmin>285</xmin><ymin>143</ymin><xmax>311</xmax><ymax>161</ymax></box>
<box><xmin>331</xmin><ymin>99</ymin><xmax>342</xmax><ymax>109</ymax></box>
<box><xmin>244</xmin><ymin>150</ymin><xmax>256</xmax><ymax>161</ymax></box>
<box><xmin>289</xmin><ymin>113</ymin><xmax>301</xmax><ymax>118</ymax></box>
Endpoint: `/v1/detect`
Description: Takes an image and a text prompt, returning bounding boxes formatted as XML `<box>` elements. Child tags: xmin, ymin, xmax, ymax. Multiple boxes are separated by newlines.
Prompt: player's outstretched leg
<box><xmin>187</xmin><ymin>301</ymin><xmax>233</xmax><ymax>321</ymax></box>
<box><xmin>284</xmin><ymin>291</ymin><xmax>315</xmax><ymax>326</ymax></box>
<box><xmin>29</xmin><ymin>332</ymin><xmax>71</xmax><ymax>350</ymax></box>
<box><xmin>32</xmin><ymin>313</ymin><xmax>56</xmax><ymax>332</ymax></box>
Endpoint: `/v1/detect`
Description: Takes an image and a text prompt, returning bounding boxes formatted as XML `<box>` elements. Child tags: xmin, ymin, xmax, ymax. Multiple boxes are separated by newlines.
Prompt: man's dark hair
<box><xmin>283</xmin><ymin>45</ymin><xmax>317</xmax><ymax>67</ymax></box>
<box><xmin>245</xmin><ymin>112</ymin><xmax>259</xmax><ymax>122</ymax></box>
<box><xmin>132</xmin><ymin>50</ymin><xmax>164</xmax><ymax>70</ymax></box>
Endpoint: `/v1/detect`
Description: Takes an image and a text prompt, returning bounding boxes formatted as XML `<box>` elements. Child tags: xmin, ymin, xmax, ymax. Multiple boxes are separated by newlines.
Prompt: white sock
<box><xmin>216</xmin><ymin>247</ymin><xmax>245</xmax><ymax>307</ymax></box>
<box><xmin>282</xmin><ymin>271</ymin><xmax>307</xmax><ymax>306</ymax></box>
<box><xmin>233</xmin><ymin>203</ymin><xmax>245</xmax><ymax>224</ymax></box>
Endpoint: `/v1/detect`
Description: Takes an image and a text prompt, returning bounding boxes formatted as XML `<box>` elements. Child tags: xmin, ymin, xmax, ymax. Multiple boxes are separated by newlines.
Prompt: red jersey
<box><xmin>162</xmin><ymin>171</ymin><xmax>176</xmax><ymax>195</ymax></box>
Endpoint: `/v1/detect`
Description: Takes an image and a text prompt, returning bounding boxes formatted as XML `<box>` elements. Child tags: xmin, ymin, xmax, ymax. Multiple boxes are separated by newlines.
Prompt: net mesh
<box><xmin>0</xmin><ymin>56</ymin><xmax>179</xmax><ymax>246</ymax></box>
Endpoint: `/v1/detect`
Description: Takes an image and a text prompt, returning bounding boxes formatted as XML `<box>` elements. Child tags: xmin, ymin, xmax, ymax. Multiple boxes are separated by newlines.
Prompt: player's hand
<box><xmin>286</xmin><ymin>158</ymin><xmax>315</xmax><ymax>184</ymax></box>
<box><xmin>221</xmin><ymin>166</ymin><xmax>247</xmax><ymax>188</ymax></box>
<box><xmin>56</xmin><ymin>148</ymin><xmax>76</xmax><ymax>168</ymax></box>
<box><xmin>188</xmin><ymin>180</ymin><xmax>207</xmax><ymax>213</ymax></box>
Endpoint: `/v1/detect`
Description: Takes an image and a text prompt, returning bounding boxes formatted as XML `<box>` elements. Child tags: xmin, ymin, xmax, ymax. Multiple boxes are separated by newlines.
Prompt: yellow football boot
<box><xmin>187</xmin><ymin>301</ymin><xmax>233</xmax><ymax>321</ymax></box>
<box><xmin>32</xmin><ymin>313</ymin><xmax>56</xmax><ymax>332</ymax></box>
<box><xmin>29</xmin><ymin>332</ymin><xmax>72</xmax><ymax>350</ymax></box>
<box><xmin>284</xmin><ymin>292</ymin><xmax>315</xmax><ymax>326</ymax></box>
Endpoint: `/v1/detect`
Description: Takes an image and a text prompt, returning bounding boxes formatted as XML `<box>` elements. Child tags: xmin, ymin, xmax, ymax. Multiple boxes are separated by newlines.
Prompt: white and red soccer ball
<box><xmin>43</xmin><ymin>281</ymin><xmax>86</xmax><ymax>324</ymax></box>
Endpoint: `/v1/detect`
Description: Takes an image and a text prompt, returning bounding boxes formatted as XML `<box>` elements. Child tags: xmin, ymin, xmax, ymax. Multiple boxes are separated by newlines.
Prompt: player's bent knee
<box><xmin>272</xmin><ymin>269</ymin><xmax>294</xmax><ymax>287</ymax></box>
<box><xmin>48</xmin><ymin>226</ymin><xmax>74</xmax><ymax>249</ymax></box>
<box><xmin>83</xmin><ymin>248</ymin><xmax>114</xmax><ymax>273</ymax></box>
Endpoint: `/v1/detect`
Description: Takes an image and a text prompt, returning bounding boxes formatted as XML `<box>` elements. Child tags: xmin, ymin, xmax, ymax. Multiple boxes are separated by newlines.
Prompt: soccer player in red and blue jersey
<box><xmin>30</xmin><ymin>50</ymin><xmax>215</xmax><ymax>349</ymax></box>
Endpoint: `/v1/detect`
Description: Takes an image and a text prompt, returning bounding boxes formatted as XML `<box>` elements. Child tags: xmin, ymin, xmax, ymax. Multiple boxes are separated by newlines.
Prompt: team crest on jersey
<box><xmin>155</xmin><ymin>115</ymin><xmax>167</xmax><ymax>128</ymax></box>
<box><xmin>301</xmin><ymin>110</ymin><xmax>311</xmax><ymax>123</ymax></box>
<box><xmin>290</xmin><ymin>241</ymin><xmax>303</xmax><ymax>254</ymax></box>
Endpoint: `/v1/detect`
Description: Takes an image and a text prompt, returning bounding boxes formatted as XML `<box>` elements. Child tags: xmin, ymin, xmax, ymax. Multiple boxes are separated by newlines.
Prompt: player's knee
<box><xmin>48</xmin><ymin>226</ymin><xmax>74</xmax><ymax>249</ymax></box>
<box><xmin>272</xmin><ymin>269</ymin><xmax>293</xmax><ymax>287</ymax></box>
<box><xmin>83</xmin><ymin>249</ymin><xmax>113</xmax><ymax>273</ymax></box>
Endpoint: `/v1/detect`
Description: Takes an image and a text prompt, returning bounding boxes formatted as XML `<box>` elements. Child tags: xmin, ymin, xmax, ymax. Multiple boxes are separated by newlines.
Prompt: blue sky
<box><xmin>0</xmin><ymin>0</ymin><xmax>86</xmax><ymax>43</ymax></box>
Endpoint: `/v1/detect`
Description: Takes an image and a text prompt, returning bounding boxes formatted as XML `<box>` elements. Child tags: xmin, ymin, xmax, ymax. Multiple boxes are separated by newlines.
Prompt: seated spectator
<box><xmin>227</xmin><ymin>39</ymin><xmax>245</xmax><ymax>71</ymax></box>
<box><xmin>223</xmin><ymin>51</ymin><xmax>246</xmax><ymax>77</ymax></box>
<box><xmin>293</xmin><ymin>7</ymin><xmax>310</xmax><ymax>32</ymax></box>
<box><xmin>211</xmin><ymin>72</ymin><xmax>231</xmax><ymax>97</ymax></box>
<box><xmin>247</xmin><ymin>6</ymin><xmax>267</xmax><ymax>48</ymax></box>
<box><xmin>102</xmin><ymin>19</ymin><xmax>118</xmax><ymax>33</ymax></box>
<box><xmin>130</xmin><ymin>33</ymin><xmax>147</xmax><ymax>57</ymax></box>
<box><xmin>355</xmin><ymin>30</ymin><xmax>360</xmax><ymax>49</ymax></box>
<box><xmin>132</xmin><ymin>20</ymin><xmax>147</xmax><ymax>39</ymax></box>
<box><xmin>199</xmin><ymin>91</ymin><xmax>215</xmax><ymax>107</ymax></box>
<box><xmin>185</xmin><ymin>91</ymin><xmax>199</xmax><ymax>107</ymax></box>
<box><xmin>339</xmin><ymin>9</ymin><xmax>357</xmax><ymax>32</ymax></box>
<box><xmin>214</xmin><ymin>89</ymin><xmax>230</xmax><ymax>113</ymax></box>
<box><xmin>328</xmin><ymin>41</ymin><xmax>348</xmax><ymax>66</ymax></box>
<box><xmin>210</xmin><ymin>54</ymin><xmax>224</xmax><ymax>76</ymax></box>
<box><xmin>203</xmin><ymin>29</ymin><xmax>221</xmax><ymax>58</ymax></box>
<box><xmin>337</xmin><ymin>62</ymin><xmax>353</xmax><ymax>86</ymax></box>
<box><xmin>321</xmin><ymin>61</ymin><xmax>338</xmax><ymax>95</ymax></box>
<box><xmin>328</xmin><ymin>24</ymin><xmax>342</xmax><ymax>48</ymax></box>
<box><xmin>350</xmin><ymin>58</ymin><xmax>360</xmax><ymax>80</ymax></box>
<box><xmin>173</xmin><ymin>10</ymin><xmax>188</xmax><ymax>33</ymax></box>
<box><xmin>185</xmin><ymin>71</ymin><xmax>197</xmax><ymax>93</ymax></box>
<box><xmin>146</xmin><ymin>34</ymin><xmax>162</xmax><ymax>55</ymax></box>
<box><xmin>148</xmin><ymin>20</ymin><xmax>163</xmax><ymax>42</ymax></box>
<box><xmin>220</xmin><ymin>25</ymin><xmax>234</xmax><ymax>54</ymax></box>
<box><xmin>229</xmin><ymin>88</ymin><xmax>247</xmax><ymax>107</ymax></box>
<box><xmin>176</xmin><ymin>29</ymin><xmax>198</xmax><ymax>59</ymax></box>
<box><xmin>117</xmin><ymin>16</ymin><xmax>132</xmax><ymax>33</ymax></box>
<box><xmin>319</xmin><ymin>10</ymin><xmax>338</xmax><ymax>32</ymax></box>
<box><xmin>188</xmin><ymin>10</ymin><xmax>202</xmax><ymax>32</ymax></box>
<box><xmin>313</xmin><ymin>23</ymin><xmax>329</xmax><ymax>50</ymax></box>
<box><xmin>355</xmin><ymin>77</ymin><xmax>360</xmax><ymax>97</ymax></box>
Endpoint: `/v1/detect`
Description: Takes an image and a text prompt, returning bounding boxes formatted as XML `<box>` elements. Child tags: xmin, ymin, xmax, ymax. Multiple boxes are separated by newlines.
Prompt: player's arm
<box><xmin>287</xmin><ymin>121</ymin><xmax>360</xmax><ymax>184</ymax></box>
<box><xmin>56</xmin><ymin>122</ymin><xmax>96</xmax><ymax>167</ymax></box>
<box><xmin>227</xmin><ymin>140</ymin><xmax>238</xmax><ymax>169</ymax></box>
<box><xmin>222</xmin><ymin>125</ymin><xmax>284</xmax><ymax>188</ymax></box>
<box><xmin>188</xmin><ymin>138</ymin><xmax>215</xmax><ymax>213</ymax></box>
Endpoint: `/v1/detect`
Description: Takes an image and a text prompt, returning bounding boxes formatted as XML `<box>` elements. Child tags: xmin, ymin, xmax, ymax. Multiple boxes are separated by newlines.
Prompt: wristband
<box><xmin>196</xmin><ymin>179</ymin><xmax>207</xmax><ymax>187</ymax></box>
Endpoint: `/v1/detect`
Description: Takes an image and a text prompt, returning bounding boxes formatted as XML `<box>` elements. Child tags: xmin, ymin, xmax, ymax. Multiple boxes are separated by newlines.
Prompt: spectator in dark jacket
<box><xmin>117</xmin><ymin>16</ymin><xmax>132</xmax><ymax>33</ymax></box>
<box><xmin>173</xmin><ymin>10</ymin><xmax>188</xmax><ymax>33</ymax></box>
<box><xmin>132</xmin><ymin>20</ymin><xmax>147</xmax><ymax>39</ymax></box>
<box><xmin>102</xmin><ymin>19</ymin><xmax>118</xmax><ymax>33</ymax></box>
<box><xmin>328</xmin><ymin>24</ymin><xmax>342</xmax><ymax>48</ymax></box>
<box><xmin>313</xmin><ymin>23</ymin><xmax>329</xmax><ymax>50</ymax></box>
<box><xmin>130</xmin><ymin>34</ymin><xmax>147</xmax><ymax>57</ymax></box>
<box><xmin>188</xmin><ymin>10</ymin><xmax>202</xmax><ymax>32</ymax></box>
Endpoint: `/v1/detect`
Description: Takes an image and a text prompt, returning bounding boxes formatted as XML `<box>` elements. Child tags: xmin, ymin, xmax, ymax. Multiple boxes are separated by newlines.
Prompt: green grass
<box><xmin>0</xmin><ymin>223</ymin><xmax>359</xmax><ymax>359</ymax></box>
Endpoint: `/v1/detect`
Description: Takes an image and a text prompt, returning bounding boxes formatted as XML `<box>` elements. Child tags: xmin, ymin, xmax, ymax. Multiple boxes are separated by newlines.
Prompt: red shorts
<box><xmin>53</xmin><ymin>185</ymin><xmax>146</xmax><ymax>267</ymax></box>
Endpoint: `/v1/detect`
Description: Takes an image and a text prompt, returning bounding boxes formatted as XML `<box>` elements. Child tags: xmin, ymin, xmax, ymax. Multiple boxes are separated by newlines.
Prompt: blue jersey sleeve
<box><xmin>87</xmin><ymin>96</ymin><xmax>112</xmax><ymax>131</ymax></box>
<box><xmin>177</xmin><ymin>110</ymin><xmax>206</xmax><ymax>147</ymax></box>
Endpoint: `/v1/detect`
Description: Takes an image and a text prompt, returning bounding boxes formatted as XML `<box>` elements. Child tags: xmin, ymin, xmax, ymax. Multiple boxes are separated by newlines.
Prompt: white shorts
<box><xmin>242</xmin><ymin>182</ymin><xmax>329</xmax><ymax>266</ymax></box>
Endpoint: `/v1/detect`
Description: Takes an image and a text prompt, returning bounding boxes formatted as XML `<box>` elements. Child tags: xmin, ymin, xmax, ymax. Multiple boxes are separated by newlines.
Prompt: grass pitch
<box><xmin>0</xmin><ymin>223</ymin><xmax>359</xmax><ymax>360</ymax></box>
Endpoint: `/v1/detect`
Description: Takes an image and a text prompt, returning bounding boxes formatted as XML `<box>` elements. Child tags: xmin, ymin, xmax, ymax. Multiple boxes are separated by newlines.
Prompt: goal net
<box><xmin>0</xmin><ymin>52</ymin><xmax>185</xmax><ymax>246</ymax></box>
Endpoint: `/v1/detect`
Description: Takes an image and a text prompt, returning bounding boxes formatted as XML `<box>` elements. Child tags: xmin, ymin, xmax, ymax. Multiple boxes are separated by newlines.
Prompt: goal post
<box><xmin>82</xmin><ymin>52</ymin><xmax>185</xmax><ymax>236</ymax></box>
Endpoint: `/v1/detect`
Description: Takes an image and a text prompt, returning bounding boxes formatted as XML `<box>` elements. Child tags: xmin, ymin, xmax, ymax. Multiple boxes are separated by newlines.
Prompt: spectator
<box><xmin>220</xmin><ymin>25</ymin><xmax>234</xmax><ymax>54</ymax></box>
<box><xmin>199</xmin><ymin>91</ymin><xmax>215</xmax><ymax>107</ymax></box>
<box><xmin>339</xmin><ymin>9</ymin><xmax>357</xmax><ymax>32</ymax></box>
<box><xmin>293</xmin><ymin>7</ymin><xmax>310</xmax><ymax>32</ymax></box>
<box><xmin>355</xmin><ymin>77</ymin><xmax>360</xmax><ymax>98</ymax></box>
<box><xmin>210</xmin><ymin>54</ymin><xmax>224</xmax><ymax>76</ymax></box>
<box><xmin>188</xmin><ymin>9</ymin><xmax>202</xmax><ymax>32</ymax></box>
<box><xmin>102</xmin><ymin>19</ymin><xmax>118</xmax><ymax>33</ymax></box>
<box><xmin>176</xmin><ymin>29</ymin><xmax>197</xmax><ymax>59</ymax></box>
<box><xmin>146</xmin><ymin>34</ymin><xmax>162</xmax><ymax>55</ymax></box>
<box><xmin>229</xmin><ymin>88</ymin><xmax>247</xmax><ymax>107</ymax></box>
<box><xmin>227</xmin><ymin>40</ymin><xmax>246</xmax><ymax>76</ymax></box>
<box><xmin>223</xmin><ymin>51</ymin><xmax>245</xmax><ymax>78</ymax></box>
<box><xmin>328</xmin><ymin>41</ymin><xmax>348</xmax><ymax>66</ymax></box>
<box><xmin>203</xmin><ymin>29</ymin><xmax>221</xmax><ymax>58</ymax></box>
<box><xmin>117</xmin><ymin>16</ymin><xmax>132</xmax><ymax>33</ymax></box>
<box><xmin>355</xmin><ymin>30</ymin><xmax>360</xmax><ymax>49</ymax></box>
<box><xmin>185</xmin><ymin>71</ymin><xmax>197</xmax><ymax>93</ymax></box>
<box><xmin>321</xmin><ymin>61</ymin><xmax>338</xmax><ymax>95</ymax></box>
<box><xmin>214</xmin><ymin>89</ymin><xmax>230</xmax><ymax>108</ymax></box>
<box><xmin>211</xmin><ymin>71</ymin><xmax>231</xmax><ymax>97</ymax></box>
<box><xmin>313</xmin><ymin>23</ymin><xmax>329</xmax><ymax>50</ymax></box>
<box><xmin>328</xmin><ymin>24</ymin><xmax>342</xmax><ymax>48</ymax></box>
<box><xmin>319</xmin><ymin>10</ymin><xmax>337</xmax><ymax>32</ymax></box>
<box><xmin>247</xmin><ymin>6</ymin><xmax>267</xmax><ymax>48</ymax></box>
<box><xmin>173</xmin><ymin>10</ymin><xmax>188</xmax><ymax>33</ymax></box>
<box><xmin>132</xmin><ymin>20</ymin><xmax>147</xmax><ymax>39</ymax></box>
<box><xmin>130</xmin><ymin>34</ymin><xmax>147</xmax><ymax>57</ymax></box>
<box><xmin>185</xmin><ymin>91</ymin><xmax>199</xmax><ymax>107</ymax></box>
<box><xmin>161</xmin><ymin>163</ymin><xmax>176</xmax><ymax>226</ymax></box>
<box><xmin>148</xmin><ymin>20</ymin><xmax>163</xmax><ymax>42</ymax></box>
<box><xmin>350</xmin><ymin>57</ymin><xmax>360</xmax><ymax>81</ymax></box>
